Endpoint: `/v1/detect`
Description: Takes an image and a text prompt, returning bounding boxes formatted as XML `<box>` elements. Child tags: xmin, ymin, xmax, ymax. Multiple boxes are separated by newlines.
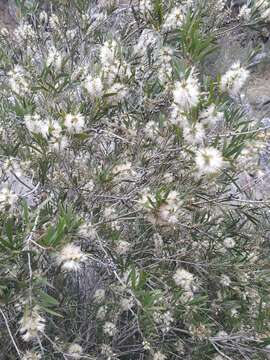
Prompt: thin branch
<box><xmin>0</xmin><ymin>309</ymin><xmax>21</xmax><ymax>357</ymax></box>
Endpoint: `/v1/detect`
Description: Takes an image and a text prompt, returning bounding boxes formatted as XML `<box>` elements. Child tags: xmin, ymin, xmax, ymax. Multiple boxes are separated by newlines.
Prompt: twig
<box><xmin>0</xmin><ymin>308</ymin><xmax>21</xmax><ymax>357</ymax></box>
<box><xmin>210</xmin><ymin>341</ymin><xmax>234</xmax><ymax>360</ymax></box>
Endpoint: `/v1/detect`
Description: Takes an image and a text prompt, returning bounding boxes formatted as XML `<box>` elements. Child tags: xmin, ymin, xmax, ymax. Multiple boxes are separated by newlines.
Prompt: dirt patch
<box><xmin>0</xmin><ymin>0</ymin><xmax>16</xmax><ymax>30</ymax></box>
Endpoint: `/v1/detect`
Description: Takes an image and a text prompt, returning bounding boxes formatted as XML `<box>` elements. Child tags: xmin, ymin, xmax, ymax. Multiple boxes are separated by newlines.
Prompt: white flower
<box><xmin>199</xmin><ymin>104</ymin><xmax>224</xmax><ymax>127</ymax></box>
<box><xmin>101</xmin><ymin>344</ymin><xmax>114</xmax><ymax>357</ymax></box>
<box><xmin>83</xmin><ymin>180</ymin><xmax>95</xmax><ymax>192</ymax></box>
<box><xmin>96</xmin><ymin>305</ymin><xmax>107</xmax><ymax>320</ymax></box>
<box><xmin>14</xmin><ymin>23</ymin><xmax>36</xmax><ymax>44</ymax></box>
<box><xmin>57</xmin><ymin>243</ymin><xmax>87</xmax><ymax>271</ymax></box>
<box><xmin>100</xmin><ymin>40</ymin><xmax>117</xmax><ymax>67</ymax></box>
<box><xmin>113</xmin><ymin>162</ymin><xmax>133</xmax><ymax>176</ymax></box>
<box><xmin>183</xmin><ymin>123</ymin><xmax>205</xmax><ymax>144</ymax></box>
<box><xmin>8</xmin><ymin>65</ymin><xmax>29</xmax><ymax>95</ymax></box>
<box><xmin>216</xmin><ymin>330</ymin><xmax>228</xmax><ymax>338</ymax></box>
<box><xmin>66</xmin><ymin>29</ymin><xmax>77</xmax><ymax>41</ymax></box>
<box><xmin>112</xmin><ymin>161</ymin><xmax>136</xmax><ymax>180</ymax></box>
<box><xmin>103</xmin><ymin>321</ymin><xmax>117</xmax><ymax>336</ymax></box>
<box><xmin>223</xmin><ymin>237</ymin><xmax>235</xmax><ymax>249</ymax></box>
<box><xmin>173</xmin><ymin>268</ymin><xmax>194</xmax><ymax>290</ymax></box>
<box><xmin>19</xmin><ymin>307</ymin><xmax>45</xmax><ymax>342</ymax></box>
<box><xmin>220</xmin><ymin>275</ymin><xmax>231</xmax><ymax>287</ymax></box>
<box><xmin>106</xmin><ymin>83</ymin><xmax>127</xmax><ymax>104</ymax></box>
<box><xmin>22</xmin><ymin>351</ymin><xmax>41</xmax><ymax>360</ymax></box>
<box><xmin>163</xmin><ymin>172</ymin><xmax>174</xmax><ymax>183</ymax></box>
<box><xmin>49</xmin><ymin>14</ymin><xmax>60</xmax><ymax>31</ymax></box>
<box><xmin>84</xmin><ymin>75</ymin><xmax>103</xmax><ymax>98</ymax></box>
<box><xmin>0</xmin><ymin>187</ymin><xmax>17</xmax><ymax>211</ymax></box>
<box><xmin>221</xmin><ymin>61</ymin><xmax>249</xmax><ymax>97</ymax></box>
<box><xmin>238</xmin><ymin>5</ymin><xmax>252</xmax><ymax>20</ymax></box>
<box><xmin>39</xmin><ymin>11</ymin><xmax>48</xmax><ymax>24</ymax></box>
<box><xmin>170</xmin><ymin>105</ymin><xmax>189</xmax><ymax>128</ymax></box>
<box><xmin>64</xmin><ymin>113</ymin><xmax>85</xmax><ymax>133</ymax></box>
<box><xmin>158</xmin><ymin>47</ymin><xmax>173</xmax><ymax>83</ymax></box>
<box><xmin>153</xmin><ymin>351</ymin><xmax>166</xmax><ymax>360</ymax></box>
<box><xmin>173</xmin><ymin>70</ymin><xmax>200</xmax><ymax>110</ymax></box>
<box><xmin>78</xmin><ymin>222</ymin><xmax>97</xmax><ymax>239</ymax></box>
<box><xmin>67</xmin><ymin>343</ymin><xmax>83</xmax><ymax>359</ymax></box>
<box><xmin>134</xmin><ymin>29</ymin><xmax>159</xmax><ymax>56</ymax></box>
<box><xmin>144</xmin><ymin>121</ymin><xmax>159</xmax><ymax>139</ymax></box>
<box><xmin>139</xmin><ymin>0</ymin><xmax>153</xmax><ymax>15</ymax></box>
<box><xmin>46</xmin><ymin>46</ymin><xmax>62</xmax><ymax>70</ymax></box>
<box><xmin>116</xmin><ymin>240</ymin><xmax>131</xmax><ymax>255</ymax></box>
<box><xmin>121</xmin><ymin>298</ymin><xmax>134</xmax><ymax>311</ymax></box>
<box><xmin>163</xmin><ymin>7</ymin><xmax>185</xmax><ymax>31</ymax></box>
<box><xmin>24</xmin><ymin>114</ymin><xmax>50</xmax><ymax>137</ymax></box>
<box><xmin>140</xmin><ymin>189</ymin><xmax>182</xmax><ymax>225</ymax></box>
<box><xmin>93</xmin><ymin>288</ymin><xmax>106</xmax><ymax>303</ymax></box>
<box><xmin>195</xmin><ymin>147</ymin><xmax>224</xmax><ymax>176</ymax></box>
<box><xmin>231</xmin><ymin>308</ymin><xmax>239</xmax><ymax>318</ymax></box>
<box><xmin>49</xmin><ymin>135</ymin><xmax>69</xmax><ymax>152</ymax></box>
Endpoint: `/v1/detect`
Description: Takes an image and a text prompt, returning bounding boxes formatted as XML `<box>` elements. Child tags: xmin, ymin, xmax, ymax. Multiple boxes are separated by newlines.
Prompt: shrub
<box><xmin>0</xmin><ymin>0</ymin><xmax>270</xmax><ymax>359</ymax></box>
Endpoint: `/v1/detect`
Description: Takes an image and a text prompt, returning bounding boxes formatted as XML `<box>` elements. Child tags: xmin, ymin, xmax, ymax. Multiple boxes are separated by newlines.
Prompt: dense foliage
<box><xmin>0</xmin><ymin>0</ymin><xmax>270</xmax><ymax>359</ymax></box>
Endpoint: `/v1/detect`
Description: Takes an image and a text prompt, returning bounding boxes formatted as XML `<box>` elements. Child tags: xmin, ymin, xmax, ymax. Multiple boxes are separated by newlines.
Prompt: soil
<box><xmin>0</xmin><ymin>0</ymin><xmax>16</xmax><ymax>30</ymax></box>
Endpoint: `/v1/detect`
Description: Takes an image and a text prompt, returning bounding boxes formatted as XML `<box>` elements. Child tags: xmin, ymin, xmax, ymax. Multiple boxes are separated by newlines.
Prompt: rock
<box><xmin>246</xmin><ymin>65</ymin><xmax>270</xmax><ymax>117</ymax></box>
<box><xmin>1</xmin><ymin>167</ymin><xmax>37</xmax><ymax>206</ymax></box>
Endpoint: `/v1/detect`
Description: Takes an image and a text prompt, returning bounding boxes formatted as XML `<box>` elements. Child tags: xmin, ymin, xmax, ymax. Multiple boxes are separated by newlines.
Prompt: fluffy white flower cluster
<box><xmin>140</xmin><ymin>190</ymin><xmax>182</xmax><ymax>225</ymax></box>
<box><xmin>173</xmin><ymin>69</ymin><xmax>200</xmax><ymax>110</ymax></box>
<box><xmin>163</xmin><ymin>7</ymin><xmax>185</xmax><ymax>31</ymax></box>
<box><xmin>56</xmin><ymin>243</ymin><xmax>87</xmax><ymax>271</ymax></box>
<box><xmin>103</xmin><ymin>321</ymin><xmax>117</xmax><ymax>336</ymax></box>
<box><xmin>93</xmin><ymin>288</ymin><xmax>106</xmax><ymax>303</ymax></box>
<box><xmin>84</xmin><ymin>75</ymin><xmax>103</xmax><ymax>99</ymax></box>
<box><xmin>0</xmin><ymin>187</ymin><xmax>17</xmax><ymax>211</ymax></box>
<box><xmin>64</xmin><ymin>113</ymin><xmax>85</xmax><ymax>133</ymax></box>
<box><xmin>49</xmin><ymin>14</ymin><xmax>60</xmax><ymax>32</ymax></box>
<box><xmin>199</xmin><ymin>104</ymin><xmax>224</xmax><ymax>127</ymax></box>
<box><xmin>183</xmin><ymin>122</ymin><xmax>205</xmax><ymax>145</ymax></box>
<box><xmin>238</xmin><ymin>4</ymin><xmax>252</xmax><ymax>20</ymax></box>
<box><xmin>134</xmin><ymin>29</ymin><xmax>160</xmax><ymax>57</ymax></box>
<box><xmin>153</xmin><ymin>351</ymin><xmax>167</xmax><ymax>360</ymax></box>
<box><xmin>115</xmin><ymin>240</ymin><xmax>131</xmax><ymax>255</ymax></box>
<box><xmin>139</xmin><ymin>0</ymin><xmax>153</xmax><ymax>16</ymax></box>
<box><xmin>195</xmin><ymin>147</ymin><xmax>224</xmax><ymax>176</ymax></box>
<box><xmin>24</xmin><ymin>114</ymin><xmax>50</xmax><ymax>137</ymax></box>
<box><xmin>221</xmin><ymin>61</ymin><xmax>249</xmax><ymax>98</ymax></box>
<box><xmin>14</xmin><ymin>23</ymin><xmax>36</xmax><ymax>44</ymax></box>
<box><xmin>67</xmin><ymin>343</ymin><xmax>83</xmax><ymax>359</ymax></box>
<box><xmin>170</xmin><ymin>105</ymin><xmax>189</xmax><ymax>128</ymax></box>
<box><xmin>22</xmin><ymin>351</ymin><xmax>41</xmax><ymax>360</ymax></box>
<box><xmin>107</xmin><ymin>82</ymin><xmax>128</xmax><ymax>105</ymax></box>
<box><xmin>46</xmin><ymin>46</ymin><xmax>63</xmax><ymax>70</ymax></box>
<box><xmin>100</xmin><ymin>40</ymin><xmax>131</xmax><ymax>86</ymax></box>
<box><xmin>223</xmin><ymin>237</ymin><xmax>236</xmax><ymax>249</ymax></box>
<box><xmin>19</xmin><ymin>306</ymin><xmax>45</xmax><ymax>342</ymax></box>
<box><xmin>173</xmin><ymin>268</ymin><xmax>195</xmax><ymax>299</ymax></box>
<box><xmin>112</xmin><ymin>162</ymin><xmax>135</xmax><ymax>179</ymax></box>
<box><xmin>171</xmin><ymin>71</ymin><xmax>225</xmax><ymax>147</ymax></box>
<box><xmin>24</xmin><ymin>114</ymin><xmax>69</xmax><ymax>152</ymax></box>
<box><xmin>158</xmin><ymin>47</ymin><xmax>174</xmax><ymax>84</ymax></box>
<box><xmin>8</xmin><ymin>65</ymin><xmax>30</xmax><ymax>96</ymax></box>
<box><xmin>153</xmin><ymin>310</ymin><xmax>174</xmax><ymax>333</ymax></box>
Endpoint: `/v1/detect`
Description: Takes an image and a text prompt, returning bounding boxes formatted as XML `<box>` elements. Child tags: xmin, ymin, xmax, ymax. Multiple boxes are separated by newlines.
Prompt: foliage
<box><xmin>0</xmin><ymin>0</ymin><xmax>270</xmax><ymax>359</ymax></box>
